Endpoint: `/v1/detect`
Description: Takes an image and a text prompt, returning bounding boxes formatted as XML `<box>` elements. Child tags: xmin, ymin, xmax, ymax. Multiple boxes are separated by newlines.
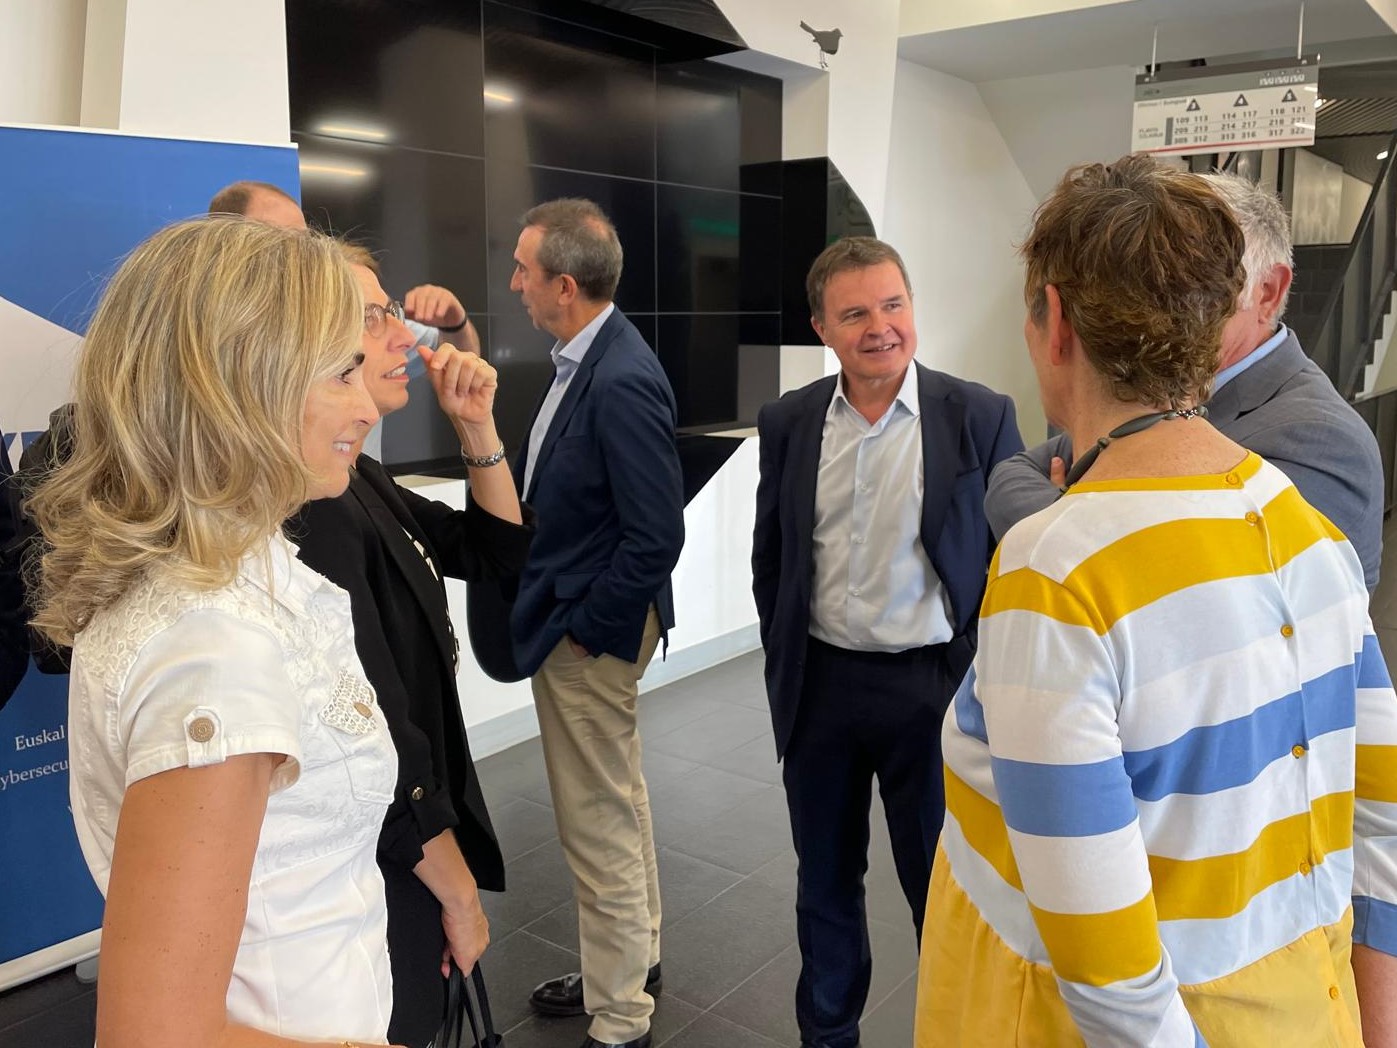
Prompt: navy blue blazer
<box><xmin>510</xmin><ymin>307</ymin><xmax>685</xmax><ymax>677</ymax></box>
<box><xmin>751</xmin><ymin>363</ymin><xmax>1024</xmax><ymax>759</ymax></box>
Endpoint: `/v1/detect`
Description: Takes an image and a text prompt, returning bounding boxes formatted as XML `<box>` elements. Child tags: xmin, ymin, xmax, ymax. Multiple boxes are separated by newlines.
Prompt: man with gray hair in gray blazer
<box><xmin>986</xmin><ymin>171</ymin><xmax>1384</xmax><ymax>590</ymax></box>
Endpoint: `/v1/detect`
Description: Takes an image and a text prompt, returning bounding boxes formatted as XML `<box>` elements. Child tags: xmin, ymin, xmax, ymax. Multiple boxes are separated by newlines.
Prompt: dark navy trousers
<box><xmin>782</xmin><ymin>636</ymin><xmax>956</xmax><ymax>1048</ymax></box>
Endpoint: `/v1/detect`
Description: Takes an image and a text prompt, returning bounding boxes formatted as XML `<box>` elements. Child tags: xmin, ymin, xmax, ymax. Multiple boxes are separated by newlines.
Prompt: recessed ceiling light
<box><xmin>316</xmin><ymin>122</ymin><xmax>389</xmax><ymax>142</ymax></box>
<box><xmin>1379</xmin><ymin>150</ymin><xmax>1390</xmax><ymax>161</ymax></box>
<box><xmin>483</xmin><ymin>82</ymin><xmax>517</xmax><ymax>108</ymax></box>
<box><xmin>300</xmin><ymin>161</ymin><xmax>370</xmax><ymax>179</ymax></box>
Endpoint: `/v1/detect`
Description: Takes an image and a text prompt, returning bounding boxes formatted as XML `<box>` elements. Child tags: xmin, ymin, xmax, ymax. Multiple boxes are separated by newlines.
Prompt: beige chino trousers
<box><xmin>531</xmin><ymin>607</ymin><xmax>663</xmax><ymax>1044</ymax></box>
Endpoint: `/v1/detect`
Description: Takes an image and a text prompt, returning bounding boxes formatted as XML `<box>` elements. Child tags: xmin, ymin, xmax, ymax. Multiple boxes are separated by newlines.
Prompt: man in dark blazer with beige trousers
<box><xmin>753</xmin><ymin>238</ymin><xmax>1023</xmax><ymax>1048</ymax></box>
<box><xmin>509</xmin><ymin>199</ymin><xmax>685</xmax><ymax>1048</ymax></box>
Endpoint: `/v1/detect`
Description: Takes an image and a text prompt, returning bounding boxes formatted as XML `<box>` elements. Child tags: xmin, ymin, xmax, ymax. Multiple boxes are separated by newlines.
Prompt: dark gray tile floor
<box><xmin>475</xmin><ymin>650</ymin><xmax>920</xmax><ymax>1048</ymax></box>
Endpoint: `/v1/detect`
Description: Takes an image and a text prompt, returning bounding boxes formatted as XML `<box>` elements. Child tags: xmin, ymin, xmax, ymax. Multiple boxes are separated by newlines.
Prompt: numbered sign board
<box><xmin>1133</xmin><ymin>57</ymin><xmax>1319</xmax><ymax>156</ymax></box>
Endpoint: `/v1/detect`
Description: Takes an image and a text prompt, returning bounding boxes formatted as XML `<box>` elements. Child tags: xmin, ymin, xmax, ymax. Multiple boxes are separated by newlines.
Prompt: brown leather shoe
<box><xmin>529</xmin><ymin>963</ymin><xmax>663</xmax><ymax>1017</ymax></box>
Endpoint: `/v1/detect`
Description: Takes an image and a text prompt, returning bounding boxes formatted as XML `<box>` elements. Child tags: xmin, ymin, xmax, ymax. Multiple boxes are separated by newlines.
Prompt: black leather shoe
<box><xmin>579</xmin><ymin>1035</ymin><xmax>651</xmax><ymax>1048</ymax></box>
<box><xmin>530</xmin><ymin>963</ymin><xmax>663</xmax><ymax>1017</ymax></box>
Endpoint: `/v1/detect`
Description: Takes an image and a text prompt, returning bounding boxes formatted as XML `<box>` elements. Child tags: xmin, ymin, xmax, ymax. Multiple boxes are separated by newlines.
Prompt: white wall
<box><xmin>884</xmin><ymin>60</ymin><xmax>1047</xmax><ymax>441</ymax></box>
<box><xmin>1367</xmin><ymin>0</ymin><xmax>1397</xmax><ymax>33</ymax></box>
<box><xmin>0</xmin><ymin>0</ymin><xmax>86</xmax><ymax>126</ymax></box>
<box><xmin>715</xmin><ymin>0</ymin><xmax>901</xmax><ymax>233</ymax></box>
<box><xmin>899</xmin><ymin>0</ymin><xmax>1122</xmax><ymax>36</ymax></box>
<box><xmin>87</xmin><ymin>0</ymin><xmax>289</xmax><ymax>143</ymax></box>
<box><xmin>80</xmin><ymin>0</ymin><xmax>124</xmax><ymax>128</ymax></box>
<box><xmin>977</xmin><ymin>64</ymin><xmax>1137</xmax><ymax>200</ymax></box>
<box><xmin>0</xmin><ymin>0</ymin><xmax>290</xmax><ymax>144</ymax></box>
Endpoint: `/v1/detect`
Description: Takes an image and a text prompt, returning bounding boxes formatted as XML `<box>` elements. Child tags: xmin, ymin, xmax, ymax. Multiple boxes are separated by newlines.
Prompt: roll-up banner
<box><xmin>0</xmin><ymin>125</ymin><xmax>300</xmax><ymax>990</ymax></box>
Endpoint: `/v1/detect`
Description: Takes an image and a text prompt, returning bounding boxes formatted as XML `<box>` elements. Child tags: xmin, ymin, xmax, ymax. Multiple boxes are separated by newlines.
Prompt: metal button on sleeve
<box><xmin>187</xmin><ymin>716</ymin><xmax>216</xmax><ymax>743</ymax></box>
<box><xmin>411</xmin><ymin>786</ymin><xmax>425</xmax><ymax>801</ymax></box>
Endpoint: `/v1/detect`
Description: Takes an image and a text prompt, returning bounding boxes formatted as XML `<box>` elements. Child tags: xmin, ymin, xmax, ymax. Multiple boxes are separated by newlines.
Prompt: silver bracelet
<box><xmin>461</xmin><ymin>443</ymin><xmax>506</xmax><ymax>469</ymax></box>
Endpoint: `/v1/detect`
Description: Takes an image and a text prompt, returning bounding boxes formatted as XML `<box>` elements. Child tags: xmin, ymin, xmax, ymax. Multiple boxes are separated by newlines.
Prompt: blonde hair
<box><xmin>29</xmin><ymin>216</ymin><xmax>363</xmax><ymax>645</ymax></box>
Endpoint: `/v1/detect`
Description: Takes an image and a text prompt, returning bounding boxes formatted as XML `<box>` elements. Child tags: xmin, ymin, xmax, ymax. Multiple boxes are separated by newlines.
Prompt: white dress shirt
<box><xmin>808</xmin><ymin>365</ymin><xmax>953</xmax><ymax>652</ymax></box>
<box><xmin>68</xmin><ymin>533</ymin><xmax>396</xmax><ymax>1044</ymax></box>
<box><xmin>523</xmin><ymin>303</ymin><xmax>616</xmax><ymax>498</ymax></box>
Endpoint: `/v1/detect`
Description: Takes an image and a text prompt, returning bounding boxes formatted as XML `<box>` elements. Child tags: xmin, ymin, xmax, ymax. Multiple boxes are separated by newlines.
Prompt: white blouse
<box><xmin>68</xmin><ymin>533</ymin><xmax>397</xmax><ymax>1044</ymax></box>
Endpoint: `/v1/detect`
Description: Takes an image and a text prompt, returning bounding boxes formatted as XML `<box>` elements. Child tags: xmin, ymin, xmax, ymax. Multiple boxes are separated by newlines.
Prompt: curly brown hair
<box><xmin>1021</xmin><ymin>154</ymin><xmax>1246</xmax><ymax>408</ymax></box>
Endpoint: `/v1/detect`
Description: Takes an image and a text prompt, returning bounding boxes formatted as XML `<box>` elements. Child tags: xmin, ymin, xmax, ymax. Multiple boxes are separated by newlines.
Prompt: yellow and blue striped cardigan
<box><xmin>917</xmin><ymin>453</ymin><xmax>1397</xmax><ymax>1047</ymax></box>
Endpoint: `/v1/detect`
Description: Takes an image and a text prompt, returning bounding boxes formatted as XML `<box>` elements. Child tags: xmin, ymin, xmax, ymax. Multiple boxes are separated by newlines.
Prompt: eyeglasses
<box><xmin>364</xmin><ymin>299</ymin><xmax>406</xmax><ymax>337</ymax></box>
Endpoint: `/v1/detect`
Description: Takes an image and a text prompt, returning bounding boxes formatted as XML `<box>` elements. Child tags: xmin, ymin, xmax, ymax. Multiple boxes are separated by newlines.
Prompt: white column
<box><xmin>0</xmin><ymin>0</ymin><xmax>87</xmax><ymax>126</ymax></box>
<box><xmin>80</xmin><ymin>0</ymin><xmax>289</xmax><ymax>143</ymax></box>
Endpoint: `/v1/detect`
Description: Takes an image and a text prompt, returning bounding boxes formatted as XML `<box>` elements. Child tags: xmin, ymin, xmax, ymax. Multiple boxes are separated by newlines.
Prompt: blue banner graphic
<box><xmin>0</xmin><ymin>124</ymin><xmax>299</xmax><ymax>989</ymax></box>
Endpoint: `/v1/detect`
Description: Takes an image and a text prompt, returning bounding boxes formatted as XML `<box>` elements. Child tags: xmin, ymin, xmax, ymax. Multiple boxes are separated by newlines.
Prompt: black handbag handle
<box><xmin>438</xmin><ymin>961</ymin><xmax>501</xmax><ymax>1048</ymax></box>
<box><xmin>470</xmin><ymin>965</ymin><xmax>497</xmax><ymax>1043</ymax></box>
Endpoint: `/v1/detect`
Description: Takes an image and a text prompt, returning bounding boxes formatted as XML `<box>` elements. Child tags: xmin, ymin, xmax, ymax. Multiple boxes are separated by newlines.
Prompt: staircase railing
<box><xmin>1305</xmin><ymin>128</ymin><xmax>1397</xmax><ymax>399</ymax></box>
<box><xmin>1354</xmin><ymin>384</ymin><xmax>1397</xmax><ymax>515</ymax></box>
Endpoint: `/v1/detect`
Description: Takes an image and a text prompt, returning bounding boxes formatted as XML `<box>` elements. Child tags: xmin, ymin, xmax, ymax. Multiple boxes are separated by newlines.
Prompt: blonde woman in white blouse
<box><xmin>27</xmin><ymin>217</ymin><xmax>405</xmax><ymax>1048</ymax></box>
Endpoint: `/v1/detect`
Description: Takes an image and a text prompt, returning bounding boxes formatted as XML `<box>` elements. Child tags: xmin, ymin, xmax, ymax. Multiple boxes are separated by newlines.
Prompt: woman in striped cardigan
<box><xmin>916</xmin><ymin>154</ymin><xmax>1397</xmax><ymax>1047</ymax></box>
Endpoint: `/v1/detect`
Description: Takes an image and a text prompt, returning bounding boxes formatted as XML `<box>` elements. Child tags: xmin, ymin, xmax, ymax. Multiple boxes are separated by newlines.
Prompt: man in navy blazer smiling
<box><xmin>509</xmin><ymin>199</ymin><xmax>684</xmax><ymax>1048</ymax></box>
<box><xmin>753</xmin><ymin>237</ymin><xmax>1023</xmax><ymax>1048</ymax></box>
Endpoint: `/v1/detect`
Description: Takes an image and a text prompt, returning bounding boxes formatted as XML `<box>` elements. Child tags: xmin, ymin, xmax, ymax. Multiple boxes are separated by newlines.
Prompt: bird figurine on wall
<box><xmin>799</xmin><ymin>21</ymin><xmax>842</xmax><ymax>69</ymax></box>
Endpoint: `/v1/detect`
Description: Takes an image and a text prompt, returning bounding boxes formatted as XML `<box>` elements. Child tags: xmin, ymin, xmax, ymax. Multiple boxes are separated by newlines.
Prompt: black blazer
<box><xmin>13</xmin><ymin>405</ymin><xmax>76</xmax><ymax>675</ymax></box>
<box><xmin>0</xmin><ymin>436</ymin><xmax>29</xmax><ymax>709</ymax></box>
<box><xmin>751</xmin><ymin>363</ymin><xmax>1024</xmax><ymax>759</ymax></box>
<box><xmin>291</xmin><ymin>457</ymin><xmax>534</xmax><ymax>891</ymax></box>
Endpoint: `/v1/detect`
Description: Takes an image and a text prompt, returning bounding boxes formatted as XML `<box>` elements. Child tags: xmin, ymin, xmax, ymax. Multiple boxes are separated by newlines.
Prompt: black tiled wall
<box><xmin>287</xmin><ymin>0</ymin><xmax>783</xmax><ymax>474</ymax></box>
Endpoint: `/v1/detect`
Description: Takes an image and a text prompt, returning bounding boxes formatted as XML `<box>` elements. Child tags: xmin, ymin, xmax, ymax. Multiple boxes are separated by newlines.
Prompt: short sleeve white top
<box><xmin>67</xmin><ymin>533</ymin><xmax>397</xmax><ymax>1044</ymax></box>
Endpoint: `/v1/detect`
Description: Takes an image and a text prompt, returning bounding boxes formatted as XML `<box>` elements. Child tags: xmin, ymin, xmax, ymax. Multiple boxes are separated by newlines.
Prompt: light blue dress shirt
<box><xmin>1213</xmin><ymin>324</ymin><xmax>1289</xmax><ymax>392</ymax></box>
<box><xmin>523</xmin><ymin>303</ymin><xmax>615</xmax><ymax>498</ymax></box>
<box><xmin>808</xmin><ymin>364</ymin><xmax>953</xmax><ymax>652</ymax></box>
